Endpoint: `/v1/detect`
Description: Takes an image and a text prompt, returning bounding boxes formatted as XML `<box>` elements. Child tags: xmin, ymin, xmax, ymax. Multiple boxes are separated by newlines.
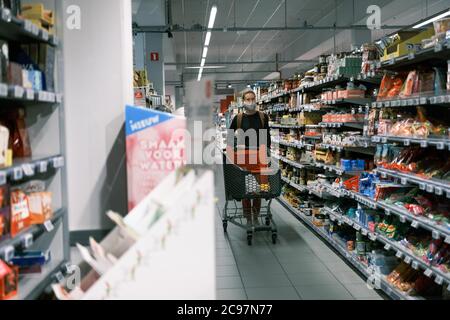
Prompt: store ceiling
<box><xmin>133</xmin><ymin>0</ymin><xmax>449</xmax><ymax>88</ymax></box>
<box><xmin>169</xmin><ymin>0</ymin><xmax>344</xmax><ymax>83</ymax></box>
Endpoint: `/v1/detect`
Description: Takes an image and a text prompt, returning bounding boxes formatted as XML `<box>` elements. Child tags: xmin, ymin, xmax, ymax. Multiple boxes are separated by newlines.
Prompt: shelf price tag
<box><xmin>408</xmin><ymin>52</ymin><xmax>415</xmax><ymax>60</ymax></box>
<box><xmin>354</xmin><ymin>225</ymin><xmax>361</xmax><ymax>231</ymax></box>
<box><xmin>418</xmin><ymin>183</ymin><xmax>426</xmax><ymax>191</ymax></box>
<box><xmin>25</xmin><ymin>89</ymin><xmax>34</xmax><ymax>100</ymax></box>
<box><xmin>384</xmin><ymin>244</ymin><xmax>391</xmax><ymax>251</ymax></box>
<box><xmin>411</xmin><ymin>261</ymin><xmax>419</xmax><ymax>270</ymax></box>
<box><xmin>384</xmin><ymin>101</ymin><xmax>390</xmax><ymax>107</ymax></box>
<box><xmin>1</xmin><ymin>246</ymin><xmax>14</xmax><ymax>262</ymax></box>
<box><xmin>24</xmin><ymin>20</ymin><xmax>33</xmax><ymax>32</ymax></box>
<box><xmin>411</xmin><ymin>221</ymin><xmax>419</xmax><ymax>229</ymax></box>
<box><xmin>369</xmin><ymin>233</ymin><xmax>377</xmax><ymax>241</ymax></box>
<box><xmin>13</xmin><ymin>167</ymin><xmax>23</xmax><ymax>181</ymax></box>
<box><xmin>0</xmin><ymin>83</ymin><xmax>7</xmax><ymax>96</ymax></box>
<box><xmin>444</xmin><ymin>236</ymin><xmax>450</xmax><ymax>244</ymax></box>
<box><xmin>21</xmin><ymin>233</ymin><xmax>33</xmax><ymax>249</ymax></box>
<box><xmin>400</xmin><ymin>178</ymin><xmax>407</xmax><ymax>185</ymax></box>
<box><xmin>13</xmin><ymin>86</ymin><xmax>24</xmax><ymax>98</ymax></box>
<box><xmin>399</xmin><ymin>216</ymin><xmax>406</xmax><ymax>223</ymax></box>
<box><xmin>404</xmin><ymin>256</ymin><xmax>412</xmax><ymax>264</ymax></box>
<box><xmin>395</xmin><ymin>251</ymin><xmax>403</xmax><ymax>258</ymax></box>
<box><xmin>38</xmin><ymin>91</ymin><xmax>46</xmax><ymax>101</ymax></box>
<box><xmin>54</xmin><ymin>271</ymin><xmax>65</xmax><ymax>284</ymax></box>
<box><xmin>435</xmin><ymin>187</ymin><xmax>443</xmax><ymax>196</ymax></box>
<box><xmin>31</xmin><ymin>23</ymin><xmax>39</xmax><ymax>36</ymax></box>
<box><xmin>434</xmin><ymin>43</ymin><xmax>443</xmax><ymax>52</ymax></box>
<box><xmin>48</xmin><ymin>93</ymin><xmax>55</xmax><ymax>102</ymax></box>
<box><xmin>434</xmin><ymin>276</ymin><xmax>443</xmax><ymax>285</ymax></box>
<box><xmin>44</xmin><ymin>220</ymin><xmax>54</xmax><ymax>232</ymax></box>
<box><xmin>39</xmin><ymin>161</ymin><xmax>48</xmax><ymax>173</ymax></box>
<box><xmin>420</xmin><ymin>97</ymin><xmax>428</xmax><ymax>105</ymax></box>
<box><xmin>432</xmin><ymin>230</ymin><xmax>440</xmax><ymax>240</ymax></box>
<box><xmin>361</xmin><ymin>229</ymin><xmax>368</xmax><ymax>236</ymax></box>
<box><xmin>0</xmin><ymin>172</ymin><xmax>6</xmax><ymax>185</ymax></box>
<box><xmin>424</xmin><ymin>268</ymin><xmax>433</xmax><ymax>278</ymax></box>
<box><xmin>420</xmin><ymin>140</ymin><xmax>428</xmax><ymax>148</ymax></box>
<box><xmin>41</xmin><ymin>29</ymin><xmax>49</xmax><ymax>41</ymax></box>
<box><xmin>403</xmin><ymin>139</ymin><xmax>410</xmax><ymax>146</ymax></box>
<box><xmin>22</xmin><ymin>164</ymin><xmax>34</xmax><ymax>177</ymax></box>
<box><xmin>384</xmin><ymin>209</ymin><xmax>391</xmax><ymax>216</ymax></box>
<box><xmin>426</xmin><ymin>184</ymin><xmax>434</xmax><ymax>193</ymax></box>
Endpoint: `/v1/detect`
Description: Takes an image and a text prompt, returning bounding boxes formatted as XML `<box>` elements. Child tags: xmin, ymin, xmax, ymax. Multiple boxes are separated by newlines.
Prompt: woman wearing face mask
<box><xmin>228</xmin><ymin>89</ymin><xmax>271</xmax><ymax>226</ymax></box>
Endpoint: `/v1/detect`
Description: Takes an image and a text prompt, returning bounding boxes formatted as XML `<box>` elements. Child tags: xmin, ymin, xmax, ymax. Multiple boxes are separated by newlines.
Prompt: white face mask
<box><xmin>243</xmin><ymin>102</ymin><xmax>256</xmax><ymax>112</ymax></box>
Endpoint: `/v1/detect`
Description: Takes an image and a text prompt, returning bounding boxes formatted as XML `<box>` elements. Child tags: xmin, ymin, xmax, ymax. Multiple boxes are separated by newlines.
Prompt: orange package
<box><xmin>10</xmin><ymin>190</ymin><xmax>31</xmax><ymax>237</ymax></box>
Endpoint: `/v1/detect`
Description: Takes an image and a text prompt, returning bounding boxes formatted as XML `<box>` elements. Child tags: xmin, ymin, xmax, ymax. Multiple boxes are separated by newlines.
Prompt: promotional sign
<box><xmin>125</xmin><ymin>105</ymin><xmax>186</xmax><ymax>211</ymax></box>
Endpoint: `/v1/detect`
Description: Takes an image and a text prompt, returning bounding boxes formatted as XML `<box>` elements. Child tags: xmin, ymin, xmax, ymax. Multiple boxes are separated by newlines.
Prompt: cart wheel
<box><xmin>265</xmin><ymin>217</ymin><xmax>271</xmax><ymax>226</ymax></box>
<box><xmin>272</xmin><ymin>233</ymin><xmax>277</xmax><ymax>244</ymax></box>
<box><xmin>247</xmin><ymin>231</ymin><xmax>253</xmax><ymax>246</ymax></box>
<box><xmin>222</xmin><ymin>221</ymin><xmax>228</xmax><ymax>233</ymax></box>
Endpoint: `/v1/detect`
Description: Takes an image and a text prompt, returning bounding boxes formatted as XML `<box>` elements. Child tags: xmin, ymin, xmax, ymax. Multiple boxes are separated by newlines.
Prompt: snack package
<box><xmin>0</xmin><ymin>108</ymin><xmax>32</xmax><ymax>159</ymax></box>
<box><xmin>18</xmin><ymin>180</ymin><xmax>53</xmax><ymax>225</ymax></box>
<box><xmin>0</xmin><ymin>125</ymin><xmax>9</xmax><ymax>168</ymax></box>
<box><xmin>10</xmin><ymin>189</ymin><xmax>31</xmax><ymax>237</ymax></box>
<box><xmin>0</xmin><ymin>185</ymin><xmax>10</xmax><ymax>241</ymax></box>
<box><xmin>0</xmin><ymin>260</ymin><xmax>19</xmax><ymax>300</ymax></box>
<box><xmin>399</xmin><ymin>70</ymin><xmax>418</xmax><ymax>98</ymax></box>
<box><xmin>0</xmin><ymin>40</ymin><xmax>8</xmax><ymax>83</ymax></box>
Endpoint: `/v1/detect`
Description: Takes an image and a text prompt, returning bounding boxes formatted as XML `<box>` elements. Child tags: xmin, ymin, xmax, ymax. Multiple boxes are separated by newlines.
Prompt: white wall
<box><xmin>63</xmin><ymin>0</ymin><xmax>134</xmax><ymax>231</ymax></box>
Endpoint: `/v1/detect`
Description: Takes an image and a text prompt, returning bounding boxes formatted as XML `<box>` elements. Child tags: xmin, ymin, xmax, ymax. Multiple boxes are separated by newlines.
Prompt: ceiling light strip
<box><xmin>198</xmin><ymin>5</ymin><xmax>217</xmax><ymax>81</ymax></box>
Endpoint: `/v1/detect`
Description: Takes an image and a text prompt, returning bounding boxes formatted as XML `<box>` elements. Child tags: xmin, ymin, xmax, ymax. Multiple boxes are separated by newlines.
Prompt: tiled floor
<box><xmin>214</xmin><ymin>164</ymin><xmax>385</xmax><ymax>301</ymax></box>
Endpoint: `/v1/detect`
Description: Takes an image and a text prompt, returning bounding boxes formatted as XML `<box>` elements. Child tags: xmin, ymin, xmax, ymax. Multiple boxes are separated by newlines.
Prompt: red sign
<box><xmin>150</xmin><ymin>52</ymin><xmax>159</xmax><ymax>61</ymax></box>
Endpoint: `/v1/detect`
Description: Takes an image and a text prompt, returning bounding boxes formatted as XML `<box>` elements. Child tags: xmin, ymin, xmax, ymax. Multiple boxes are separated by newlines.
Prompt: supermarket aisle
<box><xmin>214</xmin><ymin>165</ymin><xmax>384</xmax><ymax>300</ymax></box>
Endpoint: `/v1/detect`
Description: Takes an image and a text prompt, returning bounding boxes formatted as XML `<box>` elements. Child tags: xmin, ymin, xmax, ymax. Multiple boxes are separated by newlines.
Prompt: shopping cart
<box><xmin>221</xmin><ymin>150</ymin><xmax>282</xmax><ymax>245</ymax></box>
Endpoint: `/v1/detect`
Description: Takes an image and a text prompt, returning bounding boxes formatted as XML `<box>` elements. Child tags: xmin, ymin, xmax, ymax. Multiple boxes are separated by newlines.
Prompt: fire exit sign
<box><xmin>150</xmin><ymin>52</ymin><xmax>159</xmax><ymax>61</ymax></box>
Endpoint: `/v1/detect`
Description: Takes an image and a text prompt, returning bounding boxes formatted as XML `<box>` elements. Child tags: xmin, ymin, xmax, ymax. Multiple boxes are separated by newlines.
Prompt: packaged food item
<box><xmin>0</xmin><ymin>108</ymin><xmax>32</xmax><ymax>159</ymax></box>
<box><xmin>399</xmin><ymin>70</ymin><xmax>418</xmax><ymax>98</ymax></box>
<box><xmin>433</xmin><ymin>17</ymin><xmax>450</xmax><ymax>36</ymax></box>
<box><xmin>0</xmin><ymin>125</ymin><xmax>9</xmax><ymax>168</ymax></box>
<box><xmin>6</xmin><ymin>62</ymin><xmax>22</xmax><ymax>86</ymax></box>
<box><xmin>0</xmin><ymin>40</ymin><xmax>8</xmax><ymax>83</ymax></box>
<box><xmin>433</xmin><ymin>67</ymin><xmax>447</xmax><ymax>95</ymax></box>
<box><xmin>10</xmin><ymin>189</ymin><xmax>31</xmax><ymax>237</ymax></box>
<box><xmin>0</xmin><ymin>185</ymin><xmax>10</xmax><ymax>241</ymax></box>
<box><xmin>0</xmin><ymin>260</ymin><xmax>18</xmax><ymax>300</ymax></box>
<box><xmin>20</xmin><ymin>180</ymin><xmax>53</xmax><ymax>224</ymax></box>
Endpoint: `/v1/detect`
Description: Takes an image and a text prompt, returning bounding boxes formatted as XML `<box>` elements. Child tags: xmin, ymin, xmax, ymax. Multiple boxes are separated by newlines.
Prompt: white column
<box><xmin>62</xmin><ymin>0</ymin><xmax>134</xmax><ymax>232</ymax></box>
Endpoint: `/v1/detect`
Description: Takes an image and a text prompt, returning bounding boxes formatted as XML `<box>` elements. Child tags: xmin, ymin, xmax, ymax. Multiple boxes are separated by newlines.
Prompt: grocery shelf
<box><xmin>319</xmin><ymin>122</ymin><xmax>364</xmax><ymax>129</ymax></box>
<box><xmin>267</xmin><ymin>104</ymin><xmax>290</xmax><ymax>113</ymax></box>
<box><xmin>372</xmin><ymin>93</ymin><xmax>450</xmax><ymax>108</ymax></box>
<box><xmin>270</xmin><ymin>124</ymin><xmax>304</xmax><ymax>129</ymax></box>
<box><xmin>271</xmin><ymin>138</ymin><xmax>304</xmax><ymax>149</ymax></box>
<box><xmin>257</xmin><ymin>91</ymin><xmax>289</xmax><ymax>104</ymax></box>
<box><xmin>277</xmin><ymin>196</ymin><xmax>410</xmax><ymax>300</ymax></box>
<box><xmin>0</xmin><ymin>8</ymin><xmax>57</xmax><ymax>46</ymax></box>
<box><xmin>313</xmin><ymin>162</ymin><xmax>363</xmax><ymax>176</ymax></box>
<box><xmin>345</xmin><ymin>189</ymin><xmax>450</xmax><ymax>239</ymax></box>
<box><xmin>318</xmin><ymin>142</ymin><xmax>375</xmax><ymax>154</ymax></box>
<box><xmin>0</xmin><ymin>155</ymin><xmax>65</xmax><ymax>186</ymax></box>
<box><xmin>14</xmin><ymin>259</ymin><xmax>67</xmax><ymax>300</ymax></box>
<box><xmin>322</xmin><ymin>98</ymin><xmax>373</xmax><ymax>106</ymax></box>
<box><xmin>0</xmin><ymin>208</ymin><xmax>66</xmax><ymax>259</ymax></box>
<box><xmin>379</xmin><ymin>40</ymin><xmax>450</xmax><ymax>71</ymax></box>
<box><xmin>372</xmin><ymin>135</ymin><xmax>450</xmax><ymax>150</ymax></box>
<box><xmin>281</xmin><ymin>176</ymin><xmax>308</xmax><ymax>192</ymax></box>
<box><xmin>290</xmin><ymin>75</ymin><xmax>350</xmax><ymax>93</ymax></box>
<box><xmin>273</xmin><ymin>154</ymin><xmax>312</xmax><ymax>169</ymax></box>
<box><xmin>290</xmin><ymin>104</ymin><xmax>323</xmax><ymax>113</ymax></box>
<box><xmin>356</xmin><ymin>73</ymin><xmax>383</xmax><ymax>85</ymax></box>
<box><xmin>322</xmin><ymin>207</ymin><xmax>450</xmax><ymax>287</ymax></box>
<box><xmin>0</xmin><ymin>83</ymin><xmax>62</xmax><ymax>104</ymax></box>
<box><xmin>376</xmin><ymin>168</ymin><xmax>450</xmax><ymax>198</ymax></box>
